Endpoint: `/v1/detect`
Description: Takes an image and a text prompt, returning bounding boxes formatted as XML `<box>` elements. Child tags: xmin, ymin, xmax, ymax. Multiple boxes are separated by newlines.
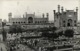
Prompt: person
<box><xmin>10</xmin><ymin>47</ymin><xmax>13</xmax><ymax>51</ymax></box>
<box><xmin>22</xmin><ymin>47</ymin><xmax>25</xmax><ymax>51</ymax></box>
<box><xmin>1</xmin><ymin>47</ymin><xmax>2</xmax><ymax>51</ymax></box>
<box><xmin>22</xmin><ymin>48</ymin><xmax>24</xmax><ymax>51</ymax></box>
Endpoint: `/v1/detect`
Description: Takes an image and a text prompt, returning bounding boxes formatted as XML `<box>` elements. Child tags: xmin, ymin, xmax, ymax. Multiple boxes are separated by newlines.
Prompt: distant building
<box><xmin>8</xmin><ymin>12</ymin><xmax>48</xmax><ymax>25</ymax></box>
<box><xmin>8</xmin><ymin>12</ymin><xmax>54</xmax><ymax>29</ymax></box>
<box><xmin>53</xmin><ymin>5</ymin><xmax>78</xmax><ymax>28</ymax></box>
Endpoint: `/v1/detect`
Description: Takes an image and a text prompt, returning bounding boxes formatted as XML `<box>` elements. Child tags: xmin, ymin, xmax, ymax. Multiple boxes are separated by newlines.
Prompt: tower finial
<box><xmin>8</xmin><ymin>12</ymin><xmax>12</xmax><ymax>22</ymax></box>
<box><xmin>61</xmin><ymin>6</ymin><xmax>64</xmax><ymax>12</ymax></box>
<box><xmin>58</xmin><ymin>5</ymin><xmax>60</xmax><ymax>13</ymax></box>
<box><xmin>53</xmin><ymin>10</ymin><xmax>56</xmax><ymax>14</ymax></box>
<box><xmin>46</xmin><ymin>13</ymin><xmax>49</xmax><ymax>18</ymax></box>
<box><xmin>8</xmin><ymin>12</ymin><xmax>12</xmax><ymax>18</ymax></box>
<box><xmin>46</xmin><ymin>13</ymin><xmax>49</xmax><ymax>22</ymax></box>
<box><xmin>42</xmin><ymin>13</ymin><xmax>45</xmax><ymax>18</ymax></box>
<box><xmin>76</xmin><ymin>7</ymin><xmax>78</xmax><ymax>12</ymax></box>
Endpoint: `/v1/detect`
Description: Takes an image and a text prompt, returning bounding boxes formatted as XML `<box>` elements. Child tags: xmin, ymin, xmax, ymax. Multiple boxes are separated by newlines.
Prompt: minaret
<box><xmin>58</xmin><ymin>5</ymin><xmax>60</xmax><ymax>13</ymax></box>
<box><xmin>8</xmin><ymin>12</ymin><xmax>12</xmax><ymax>22</ymax></box>
<box><xmin>76</xmin><ymin>7</ymin><xmax>78</xmax><ymax>23</ymax></box>
<box><xmin>8</xmin><ymin>12</ymin><xmax>12</xmax><ymax>18</ymax></box>
<box><xmin>46</xmin><ymin>13</ymin><xmax>49</xmax><ymax>18</ymax></box>
<box><xmin>46</xmin><ymin>13</ymin><xmax>49</xmax><ymax>22</ymax></box>
<box><xmin>76</xmin><ymin>7</ymin><xmax>78</xmax><ymax>13</ymax></box>
<box><xmin>34</xmin><ymin>12</ymin><xmax>35</xmax><ymax>16</ymax></box>
<box><xmin>53</xmin><ymin>10</ymin><xmax>56</xmax><ymax>14</ymax></box>
<box><xmin>25</xmin><ymin>12</ymin><xmax>27</xmax><ymax>17</ymax></box>
<box><xmin>42</xmin><ymin>13</ymin><xmax>45</xmax><ymax>18</ymax></box>
<box><xmin>61</xmin><ymin>6</ymin><xmax>64</xmax><ymax>13</ymax></box>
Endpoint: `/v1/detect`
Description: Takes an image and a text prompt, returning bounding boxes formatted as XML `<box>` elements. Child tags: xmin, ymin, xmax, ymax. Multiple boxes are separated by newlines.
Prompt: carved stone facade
<box><xmin>53</xmin><ymin>5</ymin><xmax>78</xmax><ymax>28</ymax></box>
<box><xmin>8</xmin><ymin>12</ymin><xmax>49</xmax><ymax>25</ymax></box>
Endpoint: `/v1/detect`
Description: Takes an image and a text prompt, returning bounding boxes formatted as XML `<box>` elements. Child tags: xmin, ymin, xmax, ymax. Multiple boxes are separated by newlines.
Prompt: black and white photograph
<box><xmin>0</xmin><ymin>0</ymin><xmax>79</xmax><ymax>51</ymax></box>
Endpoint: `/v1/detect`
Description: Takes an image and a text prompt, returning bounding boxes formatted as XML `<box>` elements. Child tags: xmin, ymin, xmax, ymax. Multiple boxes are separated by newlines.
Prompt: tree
<box><xmin>41</xmin><ymin>31</ymin><xmax>59</xmax><ymax>40</ymax></box>
<box><xmin>58</xmin><ymin>31</ymin><xmax>63</xmax><ymax>36</ymax></box>
<box><xmin>52</xmin><ymin>32</ymin><xmax>59</xmax><ymax>39</ymax></box>
<box><xmin>50</xmin><ymin>27</ymin><xmax>57</xmax><ymax>32</ymax></box>
<box><xmin>8</xmin><ymin>25</ymin><xmax>23</xmax><ymax>35</ymax></box>
<box><xmin>2</xmin><ymin>22</ymin><xmax>7</xmax><ymax>41</ymax></box>
<box><xmin>64</xmin><ymin>29</ymin><xmax>74</xmax><ymax>38</ymax></box>
<box><xmin>8</xmin><ymin>25</ymin><xmax>16</xmax><ymax>35</ymax></box>
<box><xmin>41</xmin><ymin>27</ymin><xmax>58</xmax><ymax>38</ymax></box>
<box><xmin>16</xmin><ymin>26</ymin><xmax>23</xmax><ymax>33</ymax></box>
<box><xmin>41</xmin><ymin>31</ymin><xmax>49</xmax><ymax>37</ymax></box>
<box><xmin>40</xmin><ymin>27</ymin><xmax>49</xmax><ymax>32</ymax></box>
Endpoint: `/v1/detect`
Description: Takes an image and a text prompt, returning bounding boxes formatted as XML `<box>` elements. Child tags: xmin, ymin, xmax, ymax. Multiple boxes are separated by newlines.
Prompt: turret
<box><xmin>34</xmin><ymin>12</ymin><xmax>35</xmax><ymax>16</ymax></box>
<box><xmin>76</xmin><ymin>7</ymin><xmax>78</xmax><ymax>12</ymax></box>
<box><xmin>53</xmin><ymin>10</ymin><xmax>56</xmax><ymax>14</ymax></box>
<box><xmin>61</xmin><ymin>6</ymin><xmax>64</xmax><ymax>13</ymax></box>
<box><xmin>42</xmin><ymin>13</ymin><xmax>45</xmax><ymax>18</ymax></box>
<box><xmin>58</xmin><ymin>5</ymin><xmax>60</xmax><ymax>13</ymax></box>
<box><xmin>46</xmin><ymin>13</ymin><xmax>49</xmax><ymax>22</ymax></box>
<box><xmin>8</xmin><ymin>12</ymin><xmax>12</xmax><ymax>22</ymax></box>
<box><xmin>25</xmin><ymin>12</ymin><xmax>27</xmax><ymax>17</ymax></box>
<box><xmin>46</xmin><ymin>13</ymin><xmax>49</xmax><ymax>19</ymax></box>
<box><xmin>8</xmin><ymin>12</ymin><xmax>12</xmax><ymax>19</ymax></box>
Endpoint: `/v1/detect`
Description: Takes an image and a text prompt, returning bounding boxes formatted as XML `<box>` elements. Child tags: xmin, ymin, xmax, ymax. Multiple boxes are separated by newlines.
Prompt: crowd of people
<box><xmin>5</xmin><ymin>30</ymin><xmax>74</xmax><ymax>51</ymax></box>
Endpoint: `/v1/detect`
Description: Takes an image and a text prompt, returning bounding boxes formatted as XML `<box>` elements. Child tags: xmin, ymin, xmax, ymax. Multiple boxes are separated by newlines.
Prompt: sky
<box><xmin>0</xmin><ymin>0</ymin><xmax>79</xmax><ymax>21</ymax></box>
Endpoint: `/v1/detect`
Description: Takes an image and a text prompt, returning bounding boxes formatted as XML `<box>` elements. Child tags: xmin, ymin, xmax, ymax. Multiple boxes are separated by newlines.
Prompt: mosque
<box><xmin>8</xmin><ymin>5</ymin><xmax>78</xmax><ymax>29</ymax></box>
<box><xmin>53</xmin><ymin>5</ymin><xmax>78</xmax><ymax>28</ymax></box>
<box><xmin>8</xmin><ymin>12</ymin><xmax>49</xmax><ymax>25</ymax></box>
<box><xmin>8</xmin><ymin>12</ymin><xmax>54</xmax><ymax>29</ymax></box>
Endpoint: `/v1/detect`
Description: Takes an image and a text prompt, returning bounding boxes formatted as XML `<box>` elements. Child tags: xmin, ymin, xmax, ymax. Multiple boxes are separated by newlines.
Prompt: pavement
<box><xmin>0</xmin><ymin>43</ymin><xmax>7</xmax><ymax>51</ymax></box>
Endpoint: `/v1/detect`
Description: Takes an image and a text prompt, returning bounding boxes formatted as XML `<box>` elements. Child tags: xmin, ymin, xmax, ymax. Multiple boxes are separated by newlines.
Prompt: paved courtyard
<box><xmin>0</xmin><ymin>43</ymin><xmax>7</xmax><ymax>51</ymax></box>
